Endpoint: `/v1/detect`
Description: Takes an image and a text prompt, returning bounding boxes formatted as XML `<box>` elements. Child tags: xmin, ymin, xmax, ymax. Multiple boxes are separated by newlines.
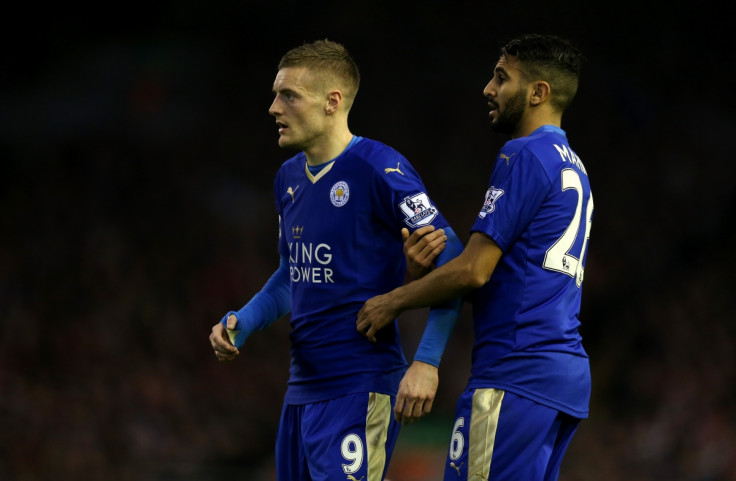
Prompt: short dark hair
<box><xmin>278</xmin><ymin>39</ymin><xmax>360</xmax><ymax>106</ymax></box>
<box><xmin>501</xmin><ymin>34</ymin><xmax>583</xmax><ymax>112</ymax></box>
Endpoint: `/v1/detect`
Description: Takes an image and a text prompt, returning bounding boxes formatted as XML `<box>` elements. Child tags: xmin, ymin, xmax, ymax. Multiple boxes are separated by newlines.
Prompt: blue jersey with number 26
<box><xmin>469</xmin><ymin>125</ymin><xmax>593</xmax><ymax>418</ymax></box>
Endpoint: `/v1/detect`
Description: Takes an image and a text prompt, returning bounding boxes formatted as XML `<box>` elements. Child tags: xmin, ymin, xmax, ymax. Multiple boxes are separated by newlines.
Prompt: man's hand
<box><xmin>210</xmin><ymin>316</ymin><xmax>240</xmax><ymax>362</ymax></box>
<box><xmin>403</xmin><ymin>226</ymin><xmax>447</xmax><ymax>279</ymax></box>
<box><xmin>394</xmin><ymin>361</ymin><xmax>439</xmax><ymax>424</ymax></box>
<box><xmin>356</xmin><ymin>293</ymin><xmax>399</xmax><ymax>342</ymax></box>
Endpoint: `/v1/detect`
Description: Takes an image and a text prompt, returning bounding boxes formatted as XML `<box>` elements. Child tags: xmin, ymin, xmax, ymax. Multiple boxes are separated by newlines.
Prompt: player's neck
<box><xmin>513</xmin><ymin>112</ymin><xmax>562</xmax><ymax>139</ymax></box>
<box><xmin>304</xmin><ymin>125</ymin><xmax>354</xmax><ymax>167</ymax></box>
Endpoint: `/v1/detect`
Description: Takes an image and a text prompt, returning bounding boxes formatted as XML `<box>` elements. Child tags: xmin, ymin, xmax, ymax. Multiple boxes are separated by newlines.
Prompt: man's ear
<box><xmin>325</xmin><ymin>90</ymin><xmax>343</xmax><ymax>114</ymax></box>
<box><xmin>530</xmin><ymin>81</ymin><xmax>551</xmax><ymax>106</ymax></box>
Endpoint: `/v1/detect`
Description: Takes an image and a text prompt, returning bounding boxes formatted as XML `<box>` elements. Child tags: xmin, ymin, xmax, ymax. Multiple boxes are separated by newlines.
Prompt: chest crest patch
<box><xmin>330</xmin><ymin>181</ymin><xmax>350</xmax><ymax>207</ymax></box>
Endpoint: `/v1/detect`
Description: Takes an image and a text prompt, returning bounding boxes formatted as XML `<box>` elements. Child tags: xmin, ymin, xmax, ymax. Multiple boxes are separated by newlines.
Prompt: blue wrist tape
<box><xmin>413</xmin><ymin>299</ymin><xmax>461</xmax><ymax>367</ymax></box>
<box><xmin>221</xmin><ymin>256</ymin><xmax>291</xmax><ymax>348</ymax></box>
<box><xmin>413</xmin><ymin>227</ymin><xmax>463</xmax><ymax>366</ymax></box>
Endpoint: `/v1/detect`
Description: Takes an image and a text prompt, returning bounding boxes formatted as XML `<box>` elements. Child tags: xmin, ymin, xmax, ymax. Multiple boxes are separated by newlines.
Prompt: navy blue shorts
<box><xmin>444</xmin><ymin>388</ymin><xmax>580</xmax><ymax>481</ymax></box>
<box><xmin>276</xmin><ymin>392</ymin><xmax>401</xmax><ymax>481</ymax></box>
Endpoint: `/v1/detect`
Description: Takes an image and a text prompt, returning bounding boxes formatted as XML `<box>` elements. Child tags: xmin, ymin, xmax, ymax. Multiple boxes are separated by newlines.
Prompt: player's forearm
<box><xmin>400</xmin><ymin>226</ymin><xmax>465</xmax><ymax>310</ymax></box>
<box><xmin>394</xmin><ymin>231</ymin><xmax>500</xmax><ymax>314</ymax></box>
<box><xmin>390</xmin><ymin>253</ymin><xmax>477</xmax><ymax>314</ymax></box>
<box><xmin>414</xmin><ymin>297</ymin><xmax>461</xmax><ymax>367</ymax></box>
<box><xmin>223</xmin><ymin>255</ymin><xmax>291</xmax><ymax>347</ymax></box>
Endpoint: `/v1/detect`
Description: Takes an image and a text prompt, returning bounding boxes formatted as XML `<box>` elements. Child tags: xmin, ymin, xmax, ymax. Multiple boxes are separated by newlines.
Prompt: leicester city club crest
<box><xmin>399</xmin><ymin>192</ymin><xmax>438</xmax><ymax>227</ymax></box>
<box><xmin>330</xmin><ymin>181</ymin><xmax>350</xmax><ymax>207</ymax></box>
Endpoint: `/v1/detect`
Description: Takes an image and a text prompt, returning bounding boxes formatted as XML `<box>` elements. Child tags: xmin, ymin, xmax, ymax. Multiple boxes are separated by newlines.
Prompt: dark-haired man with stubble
<box><xmin>358</xmin><ymin>34</ymin><xmax>594</xmax><ymax>481</ymax></box>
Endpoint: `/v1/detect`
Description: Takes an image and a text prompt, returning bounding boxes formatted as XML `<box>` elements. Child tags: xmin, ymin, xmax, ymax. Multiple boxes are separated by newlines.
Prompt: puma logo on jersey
<box><xmin>499</xmin><ymin>152</ymin><xmax>516</xmax><ymax>165</ymax></box>
<box><xmin>287</xmin><ymin>185</ymin><xmax>299</xmax><ymax>202</ymax></box>
<box><xmin>346</xmin><ymin>476</ymin><xmax>364</xmax><ymax>481</ymax></box>
<box><xmin>449</xmin><ymin>461</ymin><xmax>464</xmax><ymax>475</ymax></box>
<box><xmin>384</xmin><ymin>162</ymin><xmax>404</xmax><ymax>175</ymax></box>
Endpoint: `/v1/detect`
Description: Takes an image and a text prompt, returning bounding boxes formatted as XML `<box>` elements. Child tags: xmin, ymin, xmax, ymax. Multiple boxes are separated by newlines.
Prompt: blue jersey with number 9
<box><xmin>275</xmin><ymin>136</ymin><xmax>451</xmax><ymax>405</ymax></box>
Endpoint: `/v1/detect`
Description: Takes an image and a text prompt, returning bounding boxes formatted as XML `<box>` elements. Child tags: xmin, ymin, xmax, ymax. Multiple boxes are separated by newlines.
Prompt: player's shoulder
<box><xmin>349</xmin><ymin>137</ymin><xmax>410</xmax><ymax>173</ymax></box>
<box><xmin>279</xmin><ymin>151</ymin><xmax>306</xmax><ymax>170</ymax></box>
<box><xmin>508</xmin><ymin>127</ymin><xmax>574</xmax><ymax>169</ymax></box>
<box><xmin>274</xmin><ymin>151</ymin><xmax>306</xmax><ymax>179</ymax></box>
<box><xmin>273</xmin><ymin>152</ymin><xmax>306</xmax><ymax>194</ymax></box>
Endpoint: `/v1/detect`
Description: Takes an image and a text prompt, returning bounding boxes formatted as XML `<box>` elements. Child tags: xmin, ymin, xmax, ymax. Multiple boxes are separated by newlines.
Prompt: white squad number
<box><xmin>542</xmin><ymin>168</ymin><xmax>594</xmax><ymax>287</ymax></box>
<box><xmin>341</xmin><ymin>433</ymin><xmax>364</xmax><ymax>474</ymax></box>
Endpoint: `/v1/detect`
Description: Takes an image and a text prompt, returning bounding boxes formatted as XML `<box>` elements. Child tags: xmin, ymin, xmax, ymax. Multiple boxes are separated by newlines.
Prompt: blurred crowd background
<box><xmin>2</xmin><ymin>1</ymin><xmax>734</xmax><ymax>480</ymax></box>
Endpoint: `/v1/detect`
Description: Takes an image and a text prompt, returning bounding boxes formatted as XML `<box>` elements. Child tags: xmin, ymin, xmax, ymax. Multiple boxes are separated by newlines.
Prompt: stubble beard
<box><xmin>491</xmin><ymin>88</ymin><xmax>527</xmax><ymax>136</ymax></box>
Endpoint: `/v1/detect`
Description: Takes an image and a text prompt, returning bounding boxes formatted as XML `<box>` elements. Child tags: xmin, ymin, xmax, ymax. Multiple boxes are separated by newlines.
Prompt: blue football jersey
<box><xmin>469</xmin><ymin>125</ymin><xmax>593</xmax><ymax>418</ymax></box>
<box><xmin>275</xmin><ymin>136</ymin><xmax>450</xmax><ymax>405</ymax></box>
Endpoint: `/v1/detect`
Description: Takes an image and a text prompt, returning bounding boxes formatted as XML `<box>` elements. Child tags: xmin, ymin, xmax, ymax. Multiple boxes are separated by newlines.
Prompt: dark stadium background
<box><xmin>2</xmin><ymin>1</ymin><xmax>734</xmax><ymax>480</ymax></box>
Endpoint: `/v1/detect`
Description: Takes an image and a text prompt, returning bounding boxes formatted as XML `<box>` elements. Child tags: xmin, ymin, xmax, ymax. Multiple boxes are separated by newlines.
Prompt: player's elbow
<box><xmin>454</xmin><ymin>232</ymin><xmax>500</xmax><ymax>290</ymax></box>
<box><xmin>457</xmin><ymin>261</ymin><xmax>491</xmax><ymax>290</ymax></box>
<box><xmin>466</xmin><ymin>268</ymin><xmax>491</xmax><ymax>289</ymax></box>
